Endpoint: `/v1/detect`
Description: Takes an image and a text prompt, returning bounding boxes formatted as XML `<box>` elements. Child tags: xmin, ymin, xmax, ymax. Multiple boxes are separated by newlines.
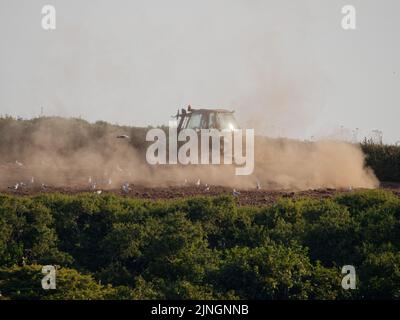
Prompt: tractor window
<box><xmin>200</xmin><ymin>115</ymin><xmax>208</xmax><ymax>129</ymax></box>
<box><xmin>209</xmin><ymin>113</ymin><xmax>217</xmax><ymax>129</ymax></box>
<box><xmin>186</xmin><ymin>113</ymin><xmax>202</xmax><ymax>130</ymax></box>
<box><xmin>217</xmin><ymin>113</ymin><xmax>239</xmax><ymax>130</ymax></box>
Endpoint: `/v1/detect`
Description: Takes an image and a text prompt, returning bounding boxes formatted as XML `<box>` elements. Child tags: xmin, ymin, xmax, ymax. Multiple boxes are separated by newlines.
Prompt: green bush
<box><xmin>0</xmin><ymin>264</ymin><xmax>130</xmax><ymax>300</ymax></box>
<box><xmin>361</xmin><ymin>141</ymin><xmax>400</xmax><ymax>182</ymax></box>
<box><xmin>1</xmin><ymin>190</ymin><xmax>400</xmax><ymax>299</ymax></box>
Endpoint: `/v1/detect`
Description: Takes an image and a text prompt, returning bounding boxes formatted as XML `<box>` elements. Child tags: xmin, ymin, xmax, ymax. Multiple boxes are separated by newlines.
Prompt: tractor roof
<box><xmin>189</xmin><ymin>108</ymin><xmax>234</xmax><ymax>114</ymax></box>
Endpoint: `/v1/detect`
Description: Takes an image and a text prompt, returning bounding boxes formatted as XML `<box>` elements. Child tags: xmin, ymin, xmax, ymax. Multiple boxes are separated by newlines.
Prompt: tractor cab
<box><xmin>176</xmin><ymin>105</ymin><xmax>239</xmax><ymax>132</ymax></box>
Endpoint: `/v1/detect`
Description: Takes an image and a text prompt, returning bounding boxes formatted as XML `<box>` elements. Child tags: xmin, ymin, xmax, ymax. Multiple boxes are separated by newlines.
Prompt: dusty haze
<box><xmin>0</xmin><ymin>118</ymin><xmax>378</xmax><ymax>190</ymax></box>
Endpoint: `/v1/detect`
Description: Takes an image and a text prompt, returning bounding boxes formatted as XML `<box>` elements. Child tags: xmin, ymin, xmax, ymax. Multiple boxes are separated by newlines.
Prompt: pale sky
<box><xmin>0</xmin><ymin>0</ymin><xmax>399</xmax><ymax>143</ymax></box>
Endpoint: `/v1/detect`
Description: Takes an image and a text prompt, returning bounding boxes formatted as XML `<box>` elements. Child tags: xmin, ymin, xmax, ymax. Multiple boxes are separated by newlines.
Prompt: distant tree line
<box><xmin>361</xmin><ymin>140</ymin><xmax>400</xmax><ymax>183</ymax></box>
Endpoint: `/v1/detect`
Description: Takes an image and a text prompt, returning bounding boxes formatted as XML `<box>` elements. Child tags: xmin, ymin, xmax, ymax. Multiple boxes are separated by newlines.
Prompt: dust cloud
<box><xmin>253</xmin><ymin>137</ymin><xmax>378</xmax><ymax>190</ymax></box>
<box><xmin>0</xmin><ymin>117</ymin><xmax>378</xmax><ymax>191</ymax></box>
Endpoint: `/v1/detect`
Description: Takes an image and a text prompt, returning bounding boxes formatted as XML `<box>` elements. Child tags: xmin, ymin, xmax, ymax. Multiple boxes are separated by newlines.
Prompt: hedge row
<box><xmin>1</xmin><ymin>190</ymin><xmax>400</xmax><ymax>299</ymax></box>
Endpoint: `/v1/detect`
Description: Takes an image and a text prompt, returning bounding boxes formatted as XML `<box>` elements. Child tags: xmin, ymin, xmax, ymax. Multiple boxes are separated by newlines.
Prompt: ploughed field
<box><xmin>1</xmin><ymin>160</ymin><xmax>399</xmax><ymax>205</ymax></box>
<box><xmin>1</xmin><ymin>182</ymin><xmax>400</xmax><ymax>206</ymax></box>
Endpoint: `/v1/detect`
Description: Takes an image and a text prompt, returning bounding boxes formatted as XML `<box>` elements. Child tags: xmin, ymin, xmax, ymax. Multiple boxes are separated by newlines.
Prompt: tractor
<box><xmin>175</xmin><ymin>105</ymin><xmax>239</xmax><ymax>132</ymax></box>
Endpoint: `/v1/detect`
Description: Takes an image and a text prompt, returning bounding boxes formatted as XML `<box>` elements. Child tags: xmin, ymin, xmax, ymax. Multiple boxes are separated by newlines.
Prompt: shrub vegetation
<box><xmin>1</xmin><ymin>190</ymin><xmax>400</xmax><ymax>299</ymax></box>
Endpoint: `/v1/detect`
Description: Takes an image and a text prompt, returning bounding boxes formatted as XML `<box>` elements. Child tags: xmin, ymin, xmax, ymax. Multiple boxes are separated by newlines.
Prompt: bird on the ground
<box><xmin>122</xmin><ymin>182</ymin><xmax>130</xmax><ymax>193</ymax></box>
<box><xmin>232</xmin><ymin>188</ymin><xmax>241</xmax><ymax>196</ymax></box>
<box><xmin>15</xmin><ymin>160</ymin><xmax>23</xmax><ymax>167</ymax></box>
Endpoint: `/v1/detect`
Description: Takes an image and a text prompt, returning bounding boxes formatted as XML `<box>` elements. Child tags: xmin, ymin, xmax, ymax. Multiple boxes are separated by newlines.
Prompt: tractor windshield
<box><xmin>217</xmin><ymin>113</ymin><xmax>239</xmax><ymax>130</ymax></box>
<box><xmin>184</xmin><ymin>110</ymin><xmax>239</xmax><ymax>131</ymax></box>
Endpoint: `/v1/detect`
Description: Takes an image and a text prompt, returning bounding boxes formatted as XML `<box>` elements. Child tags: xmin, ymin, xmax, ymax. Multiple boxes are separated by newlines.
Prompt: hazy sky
<box><xmin>0</xmin><ymin>0</ymin><xmax>399</xmax><ymax>143</ymax></box>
